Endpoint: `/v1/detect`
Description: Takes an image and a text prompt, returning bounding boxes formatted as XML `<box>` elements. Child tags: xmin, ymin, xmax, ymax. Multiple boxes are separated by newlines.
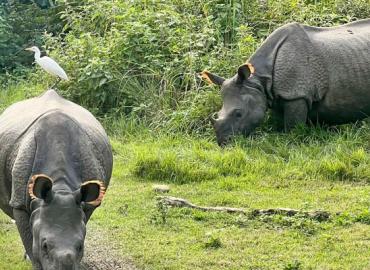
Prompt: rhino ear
<box><xmin>237</xmin><ymin>63</ymin><xmax>255</xmax><ymax>83</ymax></box>
<box><xmin>200</xmin><ymin>70</ymin><xmax>225</xmax><ymax>86</ymax></box>
<box><xmin>77</xmin><ymin>180</ymin><xmax>106</xmax><ymax>207</ymax></box>
<box><xmin>29</xmin><ymin>174</ymin><xmax>54</xmax><ymax>203</ymax></box>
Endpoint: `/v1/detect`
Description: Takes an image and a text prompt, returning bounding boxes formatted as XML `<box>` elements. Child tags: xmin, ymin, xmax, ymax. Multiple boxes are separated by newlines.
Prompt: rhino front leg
<box><xmin>13</xmin><ymin>208</ymin><xmax>42</xmax><ymax>270</ymax></box>
<box><xmin>283</xmin><ymin>98</ymin><xmax>308</xmax><ymax>131</ymax></box>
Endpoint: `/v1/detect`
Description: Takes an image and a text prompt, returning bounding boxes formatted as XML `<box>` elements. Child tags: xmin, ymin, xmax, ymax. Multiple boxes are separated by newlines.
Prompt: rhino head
<box><xmin>202</xmin><ymin>63</ymin><xmax>267</xmax><ymax>146</ymax></box>
<box><xmin>28</xmin><ymin>175</ymin><xmax>105</xmax><ymax>270</ymax></box>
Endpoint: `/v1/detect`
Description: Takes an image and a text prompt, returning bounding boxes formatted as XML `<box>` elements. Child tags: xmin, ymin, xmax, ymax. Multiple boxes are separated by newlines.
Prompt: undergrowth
<box><xmin>127</xmin><ymin>122</ymin><xmax>370</xmax><ymax>185</ymax></box>
<box><xmin>5</xmin><ymin>0</ymin><xmax>366</xmax><ymax>134</ymax></box>
<box><xmin>1</xmin><ymin>2</ymin><xmax>370</xmax><ymax>268</ymax></box>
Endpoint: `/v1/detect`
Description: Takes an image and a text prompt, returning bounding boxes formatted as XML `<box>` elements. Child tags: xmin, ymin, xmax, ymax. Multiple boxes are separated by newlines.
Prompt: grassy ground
<box><xmin>1</xmin><ymin>85</ymin><xmax>370</xmax><ymax>269</ymax></box>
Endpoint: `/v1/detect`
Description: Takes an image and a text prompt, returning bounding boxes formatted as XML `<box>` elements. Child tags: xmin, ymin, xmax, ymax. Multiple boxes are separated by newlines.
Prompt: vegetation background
<box><xmin>1</xmin><ymin>0</ymin><xmax>370</xmax><ymax>269</ymax></box>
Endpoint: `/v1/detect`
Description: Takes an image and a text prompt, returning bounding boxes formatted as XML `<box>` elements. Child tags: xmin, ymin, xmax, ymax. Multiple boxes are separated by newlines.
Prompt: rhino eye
<box><xmin>77</xmin><ymin>244</ymin><xmax>83</xmax><ymax>253</ymax></box>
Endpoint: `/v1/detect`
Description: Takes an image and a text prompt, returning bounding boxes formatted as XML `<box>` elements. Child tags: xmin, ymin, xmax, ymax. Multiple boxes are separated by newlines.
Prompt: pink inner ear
<box><xmin>81</xmin><ymin>180</ymin><xmax>106</xmax><ymax>207</ymax></box>
<box><xmin>28</xmin><ymin>174</ymin><xmax>53</xmax><ymax>200</ymax></box>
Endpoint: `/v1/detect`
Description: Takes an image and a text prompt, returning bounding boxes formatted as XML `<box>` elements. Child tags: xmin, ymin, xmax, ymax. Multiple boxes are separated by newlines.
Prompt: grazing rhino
<box><xmin>202</xmin><ymin>19</ymin><xmax>370</xmax><ymax>145</ymax></box>
<box><xmin>0</xmin><ymin>90</ymin><xmax>113</xmax><ymax>269</ymax></box>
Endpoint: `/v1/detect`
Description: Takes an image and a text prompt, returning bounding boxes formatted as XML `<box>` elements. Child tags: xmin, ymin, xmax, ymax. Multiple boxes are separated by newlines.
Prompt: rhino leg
<box><xmin>270</xmin><ymin>105</ymin><xmax>285</xmax><ymax>131</ymax></box>
<box><xmin>283</xmin><ymin>98</ymin><xmax>308</xmax><ymax>131</ymax></box>
<box><xmin>13</xmin><ymin>208</ymin><xmax>42</xmax><ymax>270</ymax></box>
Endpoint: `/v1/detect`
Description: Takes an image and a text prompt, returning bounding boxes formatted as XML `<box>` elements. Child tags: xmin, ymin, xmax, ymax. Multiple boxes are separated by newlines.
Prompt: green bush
<box><xmin>0</xmin><ymin>1</ymin><xmax>64</xmax><ymax>73</ymax></box>
<box><xmin>44</xmin><ymin>0</ymin><xmax>264</xmax><ymax>118</ymax></box>
<box><xmin>3</xmin><ymin>0</ymin><xmax>370</xmax><ymax>133</ymax></box>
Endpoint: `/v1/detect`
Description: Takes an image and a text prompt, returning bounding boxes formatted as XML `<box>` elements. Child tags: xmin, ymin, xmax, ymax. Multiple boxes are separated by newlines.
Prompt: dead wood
<box><xmin>157</xmin><ymin>196</ymin><xmax>331</xmax><ymax>221</ymax></box>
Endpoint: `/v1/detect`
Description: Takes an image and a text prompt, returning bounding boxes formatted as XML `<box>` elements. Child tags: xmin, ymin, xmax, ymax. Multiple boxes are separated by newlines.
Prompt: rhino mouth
<box><xmin>216</xmin><ymin>127</ymin><xmax>254</xmax><ymax>146</ymax></box>
<box><xmin>217</xmin><ymin>135</ymin><xmax>232</xmax><ymax>147</ymax></box>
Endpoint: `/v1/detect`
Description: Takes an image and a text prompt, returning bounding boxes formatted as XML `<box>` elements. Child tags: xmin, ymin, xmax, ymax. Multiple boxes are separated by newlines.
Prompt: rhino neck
<box><xmin>33</xmin><ymin>150</ymin><xmax>79</xmax><ymax>193</ymax></box>
<box><xmin>247</xmin><ymin>76</ymin><xmax>269</xmax><ymax>108</ymax></box>
<box><xmin>31</xmin><ymin>112</ymin><xmax>83</xmax><ymax>192</ymax></box>
<box><xmin>248</xmin><ymin>23</ymin><xmax>299</xmax><ymax>106</ymax></box>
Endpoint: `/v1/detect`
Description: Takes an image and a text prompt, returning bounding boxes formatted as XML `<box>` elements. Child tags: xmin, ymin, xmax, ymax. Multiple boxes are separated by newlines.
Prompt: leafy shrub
<box><xmin>46</xmin><ymin>1</ymin><xmax>228</xmax><ymax>114</ymax></box>
<box><xmin>4</xmin><ymin>0</ymin><xmax>370</xmax><ymax>133</ymax></box>
<box><xmin>0</xmin><ymin>1</ymin><xmax>64</xmax><ymax>73</ymax></box>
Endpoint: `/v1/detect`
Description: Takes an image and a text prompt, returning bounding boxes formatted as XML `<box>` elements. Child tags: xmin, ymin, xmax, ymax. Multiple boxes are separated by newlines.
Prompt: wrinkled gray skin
<box><xmin>0</xmin><ymin>90</ymin><xmax>113</xmax><ymax>270</ymax></box>
<box><xmin>205</xmin><ymin>19</ymin><xmax>370</xmax><ymax>145</ymax></box>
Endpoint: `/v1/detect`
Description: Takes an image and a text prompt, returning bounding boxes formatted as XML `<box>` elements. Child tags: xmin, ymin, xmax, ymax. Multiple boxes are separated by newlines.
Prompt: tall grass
<box><xmin>107</xmin><ymin>120</ymin><xmax>370</xmax><ymax>186</ymax></box>
<box><xmin>31</xmin><ymin>0</ymin><xmax>368</xmax><ymax>134</ymax></box>
<box><xmin>2</xmin><ymin>0</ymin><xmax>370</xmax><ymax>134</ymax></box>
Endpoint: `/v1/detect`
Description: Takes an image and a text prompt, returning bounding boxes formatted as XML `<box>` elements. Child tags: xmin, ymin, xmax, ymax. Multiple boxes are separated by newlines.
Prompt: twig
<box><xmin>157</xmin><ymin>196</ymin><xmax>331</xmax><ymax>221</ymax></box>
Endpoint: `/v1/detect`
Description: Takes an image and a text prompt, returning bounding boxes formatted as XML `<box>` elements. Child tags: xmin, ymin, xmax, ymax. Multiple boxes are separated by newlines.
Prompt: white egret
<box><xmin>25</xmin><ymin>46</ymin><xmax>69</xmax><ymax>86</ymax></box>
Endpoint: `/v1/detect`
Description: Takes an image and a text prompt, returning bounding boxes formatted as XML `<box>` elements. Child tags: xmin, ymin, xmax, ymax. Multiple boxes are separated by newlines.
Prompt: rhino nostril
<box><xmin>56</xmin><ymin>250</ymin><xmax>77</xmax><ymax>267</ymax></box>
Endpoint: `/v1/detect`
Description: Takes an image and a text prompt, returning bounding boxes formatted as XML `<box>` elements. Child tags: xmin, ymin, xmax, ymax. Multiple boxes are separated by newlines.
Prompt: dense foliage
<box><xmin>2</xmin><ymin>0</ymin><xmax>370</xmax><ymax>132</ymax></box>
<box><xmin>1</xmin><ymin>2</ymin><xmax>370</xmax><ymax>270</ymax></box>
<box><xmin>0</xmin><ymin>0</ymin><xmax>63</xmax><ymax>75</ymax></box>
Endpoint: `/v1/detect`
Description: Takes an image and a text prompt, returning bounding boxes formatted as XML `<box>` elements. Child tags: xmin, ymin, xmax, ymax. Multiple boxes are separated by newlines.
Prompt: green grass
<box><xmin>93</xmin><ymin>126</ymin><xmax>367</xmax><ymax>269</ymax></box>
<box><xmin>0</xmin><ymin>82</ymin><xmax>45</xmax><ymax>111</ymax></box>
<box><xmin>0</xmin><ymin>215</ymin><xmax>30</xmax><ymax>270</ymax></box>
<box><xmin>91</xmin><ymin>127</ymin><xmax>370</xmax><ymax>269</ymax></box>
<box><xmin>2</xmin><ymin>1</ymin><xmax>370</xmax><ymax>268</ymax></box>
<box><xmin>2</xmin><ymin>86</ymin><xmax>370</xmax><ymax>269</ymax></box>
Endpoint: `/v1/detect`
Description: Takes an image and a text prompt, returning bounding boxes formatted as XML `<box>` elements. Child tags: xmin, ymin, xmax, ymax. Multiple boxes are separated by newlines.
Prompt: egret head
<box><xmin>25</xmin><ymin>46</ymin><xmax>41</xmax><ymax>54</ymax></box>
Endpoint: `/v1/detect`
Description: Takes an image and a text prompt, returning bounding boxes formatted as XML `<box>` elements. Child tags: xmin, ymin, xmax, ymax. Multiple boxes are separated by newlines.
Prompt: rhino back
<box><xmin>260</xmin><ymin>20</ymin><xmax>370</xmax><ymax>123</ymax></box>
<box><xmin>306</xmin><ymin>19</ymin><xmax>370</xmax><ymax>122</ymax></box>
<box><xmin>0</xmin><ymin>90</ymin><xmax>112</xmax><ymax>216</ymax></box>
<box><xmin>0</xmin><ymin>90</ymin><xmax>108</xmax><ymax>137</ymax></box>
<box><xmin>266</xmin><ymin>23</ymin><xmax>328</xmax><ymax>107</ymax></box>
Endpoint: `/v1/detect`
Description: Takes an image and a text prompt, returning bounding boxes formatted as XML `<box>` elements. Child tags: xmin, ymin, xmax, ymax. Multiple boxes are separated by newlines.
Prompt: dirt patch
<box><xmin>81</xmin><ymin>224</ymin><xmax>138</xmax><ymax>270</ymax></box>
<box><xmin>2</xmin><ymin>216</ymin><xmax>136</xmax><ymax>270</ymax></box>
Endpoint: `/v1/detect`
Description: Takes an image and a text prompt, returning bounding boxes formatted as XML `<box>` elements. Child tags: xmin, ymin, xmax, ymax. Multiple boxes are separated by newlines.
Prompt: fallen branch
<box><xmin>250</xmin><ymin>208</ymin><xmax>330</xmax><ymax>221</ymax></box>
<box><xmin>157</xmin><ymin>196</ymin><xmax>331</xmax><ymax>221</ymax></box>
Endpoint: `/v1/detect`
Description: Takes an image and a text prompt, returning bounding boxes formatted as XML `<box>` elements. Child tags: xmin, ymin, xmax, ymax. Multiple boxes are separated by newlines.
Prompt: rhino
<box><xmin>202</xmin><ymin>19</ymin><xmax>370</xmax><ymax>145</ymax></box>
<box><xmin>0</xmin><ymin>90</ymin><xmax>113</xmax><ymax>269</ymax></box>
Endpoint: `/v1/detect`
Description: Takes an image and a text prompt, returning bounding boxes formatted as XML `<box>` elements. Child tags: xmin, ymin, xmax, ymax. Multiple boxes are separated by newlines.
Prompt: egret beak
<box><xmin>25</xmin><ymin>48</ymin><xmax>33</xmax><ymax>51</ymax></box>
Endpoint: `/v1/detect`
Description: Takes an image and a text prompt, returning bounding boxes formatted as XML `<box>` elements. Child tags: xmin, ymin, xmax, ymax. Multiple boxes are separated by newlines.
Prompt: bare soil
<box><xmin>81</xmin><ymin>224</ymin><xmax>138</xmax><ymax>270</ymax></box>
